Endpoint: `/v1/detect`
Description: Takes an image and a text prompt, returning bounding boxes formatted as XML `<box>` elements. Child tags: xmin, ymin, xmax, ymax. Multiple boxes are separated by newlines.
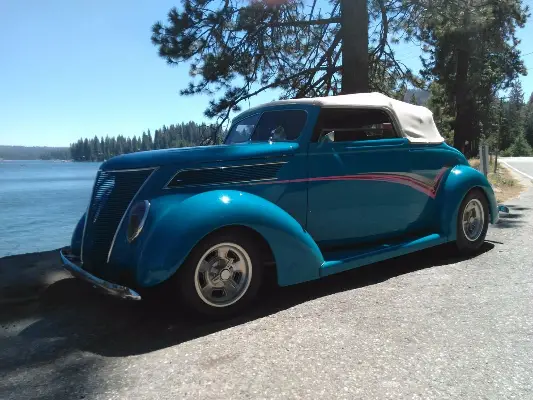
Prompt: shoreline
<box><xmin>0</xmin><ymin>248</ymin><xmax>62</xmax><ymax>261</ymax></box>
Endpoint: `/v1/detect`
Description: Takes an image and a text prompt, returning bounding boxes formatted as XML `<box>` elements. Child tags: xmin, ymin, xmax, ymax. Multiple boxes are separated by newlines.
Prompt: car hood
<box><xmin>100</xmin><ymin>142</ymin><xmax>299</xmax><ymax>171</ymax></box>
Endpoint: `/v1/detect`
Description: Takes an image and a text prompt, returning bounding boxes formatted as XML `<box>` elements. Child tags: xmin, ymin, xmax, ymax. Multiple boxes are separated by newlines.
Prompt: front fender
<box><xmin>438</xmin><ymin>165</ymin><xmax>498</xmax><ymax>240</ymax></box>
<box><xmin>135</xmin><ymin>190</ymin><xmax>324</xmax><ymax>288</ymax></box>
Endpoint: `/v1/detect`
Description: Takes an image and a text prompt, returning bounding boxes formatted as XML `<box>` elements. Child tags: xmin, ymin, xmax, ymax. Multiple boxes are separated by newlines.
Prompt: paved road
<box><xmin>501</xmin><ymin>157</ymin><xmax>533</xmax><ymax>180</ymax></box>
<box><xmin>1</xmin><ymin>165</ymin><xmax>533</xmax><ymax>400</ymax></box>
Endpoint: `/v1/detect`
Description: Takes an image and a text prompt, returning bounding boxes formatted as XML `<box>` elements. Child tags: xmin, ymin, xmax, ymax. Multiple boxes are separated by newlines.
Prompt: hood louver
<box><xmin>166</xmin><ymin>162</ymin><xmax>287</xmax><ymax>189</ymax></box>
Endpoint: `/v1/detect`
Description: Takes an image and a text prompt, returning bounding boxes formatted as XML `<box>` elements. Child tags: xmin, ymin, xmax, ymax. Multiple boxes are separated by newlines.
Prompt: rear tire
<box><xmin>173</xmin><ymin>229</ymin><xmax>264</xmax><ymax>319</ymax></box>
<box><xmin>455</xmin><ymin>189</ymin><xmax>489</xmax><ymax>255</ymax></box>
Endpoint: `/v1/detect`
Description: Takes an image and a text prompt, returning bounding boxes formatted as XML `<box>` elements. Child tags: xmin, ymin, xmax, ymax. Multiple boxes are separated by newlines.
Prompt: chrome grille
<box><xmin>82</xmin><ymin>168</ymin><xmax>153</xmax><ymax>272</ymax></box>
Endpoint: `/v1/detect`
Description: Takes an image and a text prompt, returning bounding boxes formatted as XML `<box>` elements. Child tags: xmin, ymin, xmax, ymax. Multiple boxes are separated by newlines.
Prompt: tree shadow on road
<box><xmin>491</xmin><ymin>209</ymin><xmax>527</xmax><ymax>229</ymax></box>
<box><xmin>504</xmin><ymin>205</ymin><xmax>530</xmax><ymax>211</ymax></box>
<box><xmin>10</xmin><ymin>241</ymin><xmax>494</xmax><ymax>359</ymax></box>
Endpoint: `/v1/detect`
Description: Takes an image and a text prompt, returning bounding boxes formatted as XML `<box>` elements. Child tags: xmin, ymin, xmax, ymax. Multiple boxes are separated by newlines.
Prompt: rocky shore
<box><xmin>0</xmin><ymin>248</ymin><xmax>70</xmax><ymax>305</ymax></box>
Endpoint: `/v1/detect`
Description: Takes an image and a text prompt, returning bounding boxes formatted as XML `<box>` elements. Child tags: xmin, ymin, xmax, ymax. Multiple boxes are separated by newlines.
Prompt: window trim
<box><xmin>225</xmin><ymin>108</ymin><xmax>309</xmax><ymax>144</ymax></box>
<box><xmin>311</xmin><ymin>106</ymin><xmax>404</xmax><ymax>143</ymax></box>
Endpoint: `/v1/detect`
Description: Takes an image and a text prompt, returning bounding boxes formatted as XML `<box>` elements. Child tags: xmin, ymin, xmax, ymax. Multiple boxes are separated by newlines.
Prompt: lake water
<box><xmin>0</xmin><ymin>160</ymin><xmax>101</xmax><ymax>257</ymax></box>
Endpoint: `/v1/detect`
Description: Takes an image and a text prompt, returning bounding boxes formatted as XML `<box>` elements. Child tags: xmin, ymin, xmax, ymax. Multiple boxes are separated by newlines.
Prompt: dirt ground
<box><xmin>469</xmin><ymin>158</ymin><xmax>524</xmax><ymax>203</ymax></box>
<box><xmin>0</xmin><ymin>249</ymin><xmax>69</xmax><ymax>305</ymax></box>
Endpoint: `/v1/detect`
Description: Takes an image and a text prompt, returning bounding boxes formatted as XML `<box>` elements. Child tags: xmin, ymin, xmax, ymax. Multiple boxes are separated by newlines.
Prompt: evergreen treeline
<box><xmin>69</xmin><ymin>86</ymin><xmax>533</xmax><ymax>161</ymax></box>
<box><xmin>426</xmin><ymin>82</ymin><xmax>533</xmax><ymax>157</ymax></box>
<box><xmin>70</xmin><ymin>121</ymin><xmax>221</xmax><ymax>162</ymax></box>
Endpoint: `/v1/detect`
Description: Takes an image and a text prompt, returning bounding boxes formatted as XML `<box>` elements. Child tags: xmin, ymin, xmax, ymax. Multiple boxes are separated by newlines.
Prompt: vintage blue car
<box><xmin>61</xmin><ymin>92</ymin><xmax>504</xmax><ymax>318</ymax></box>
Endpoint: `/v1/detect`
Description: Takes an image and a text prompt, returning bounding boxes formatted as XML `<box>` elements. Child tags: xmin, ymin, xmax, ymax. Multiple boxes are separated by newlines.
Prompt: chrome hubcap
<box><xmin>194</xmin><ymin>243</ymin><xmax>252</xmax><ymax>308</ymax></box>
<box><xmin>462</xmin><ymin>199</ymin><xmax>484</xmax><ymax>242</ymax></box>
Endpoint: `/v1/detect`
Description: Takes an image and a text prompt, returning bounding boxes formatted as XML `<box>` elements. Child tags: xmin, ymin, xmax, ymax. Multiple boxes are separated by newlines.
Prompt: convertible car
<box><xmin>61</xmin><ymin>92</ymin><xmax>504</xmax><ymax>318</ymax></box>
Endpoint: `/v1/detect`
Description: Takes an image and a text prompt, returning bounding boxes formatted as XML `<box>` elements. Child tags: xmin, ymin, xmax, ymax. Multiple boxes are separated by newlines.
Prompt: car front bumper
<box><xmin>60</xmin><ymin>248</ymin><xmax>142</xmax><ymax>301</ymax></box>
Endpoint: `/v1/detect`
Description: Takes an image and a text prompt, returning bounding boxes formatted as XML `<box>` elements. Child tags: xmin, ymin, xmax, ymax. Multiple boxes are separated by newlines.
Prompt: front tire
<box><xmin>455</xmin><ymin>189</ymin><xmax>489</xmax><ymax>254</ymax></box>
<box><xmin>175</xmin><ymin>229</ymin><xmax>264</xmax><ymax>319</ymax></box>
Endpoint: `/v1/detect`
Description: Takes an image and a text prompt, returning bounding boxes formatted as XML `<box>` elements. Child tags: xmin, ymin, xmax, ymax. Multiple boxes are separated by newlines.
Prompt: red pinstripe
<box><xmin>252</xmin><ymin>167</ymin><xmax>450</xmax><ymax>199</ymax></box>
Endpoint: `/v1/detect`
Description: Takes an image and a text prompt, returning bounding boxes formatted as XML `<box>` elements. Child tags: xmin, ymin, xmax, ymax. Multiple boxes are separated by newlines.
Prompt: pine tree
<box><xmin>417</xmin><ymin>0</ymin><xmax>528</xmax><ymax>155</ymax></box>
<box><xmin>104</xmin><ymin>136</ymin><xmax>111</xmax><ymax>160</ymax></box>
<box><xmin>523</xmin><ymin>93</ymin><xmax>533</xmax><ymax>146</ymax></box>
<box><xmin>502</xmin><ymin>82</ymin><xmax>526</xmax><ymax>150</ymax></box>
<box><xmin>151</xmin><ymin>0</ymin><xmax>422</xmax><ymax>128</ymax></box>
<box><xmin>505</xmin><ymin>131</ymin><xmax>533</xmax><ymax>156</ymax></box>
<box><xmin>427</xmin><ymin>82</ymin><xmax>455</xmax><ymax>144</ymax></box>
<box><xmin>147</xmin><ymin>129</ymin><xmax>153</xmax><ymax>149</ymax></box>
<box><xmin>91</xmin><ymin>136</ymin><xmax>100</xmax><ymax>161</ymax></box>
<box><xmin>83</xmin><ymin>138</ymin><xmax>91</xmax><ymax>161</ymax></box>
<box><xmin>141</xmin><ymin>132</ymin><xmax>150</xmax><ymax>151</ymax></box>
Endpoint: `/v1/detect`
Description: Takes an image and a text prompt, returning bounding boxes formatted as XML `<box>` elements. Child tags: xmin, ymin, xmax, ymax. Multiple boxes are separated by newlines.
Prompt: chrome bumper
<box><xmin>60</xmin><ymin>248</ymin><xmax>141</xmax><ymax>300</ymax></box>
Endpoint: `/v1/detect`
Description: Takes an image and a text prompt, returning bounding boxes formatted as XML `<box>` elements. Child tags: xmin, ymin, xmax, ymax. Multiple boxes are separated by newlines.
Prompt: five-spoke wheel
<box><xmin>456</xmin><ymin>189</ymin><xmax>489</xmax><ymax>254</ymax></box>
<box><xmin>462</xmin><ymin>198</ymin><xmax>485</xmax><ymax>242</ymax></box>
<box><xmin>194</xmin><ymin>243</ymin><xmax>253</xmax><ymax>308</ymax></box>
<box><xmin>174</xmin><ymin>229</ymin><xmax>264</xmax><ymax>318</ymax></box>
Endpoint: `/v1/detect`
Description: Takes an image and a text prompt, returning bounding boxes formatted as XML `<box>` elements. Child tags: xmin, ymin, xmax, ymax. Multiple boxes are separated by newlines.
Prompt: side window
<box><xmin>251</xmin><ymin>110</ymin><xmax>308</xmax><ymax>142</ymax></box>
<box><xmin>224</xmin><ymin>114</ymin><xmax>261</xmax><ymax>144</ymax></box>
<box><xmin>317</xmin><ymin>108</ymin><xmax>398</xmax><ymax>142</ymax></box>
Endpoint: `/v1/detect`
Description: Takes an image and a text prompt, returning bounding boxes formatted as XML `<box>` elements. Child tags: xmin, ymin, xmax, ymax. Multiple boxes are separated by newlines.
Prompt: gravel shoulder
<box><xmin>0</xmin><ymin>168</ymin><xmax>532</xmax><ymax>400</ymax></box>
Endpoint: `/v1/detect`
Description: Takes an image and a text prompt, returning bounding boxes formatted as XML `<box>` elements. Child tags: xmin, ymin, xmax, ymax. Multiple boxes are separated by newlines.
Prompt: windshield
<box><xmin>225</xmin><ymin>110</ymin><xmax>307</xmax><ymax>144</ymax></box>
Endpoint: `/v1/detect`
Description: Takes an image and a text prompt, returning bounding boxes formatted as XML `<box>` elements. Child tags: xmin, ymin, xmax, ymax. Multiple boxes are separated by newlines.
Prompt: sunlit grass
<box><xmin>468</xmin><ymin>157</ymin><xmax>522</xmax><ymax>202</ymax></box>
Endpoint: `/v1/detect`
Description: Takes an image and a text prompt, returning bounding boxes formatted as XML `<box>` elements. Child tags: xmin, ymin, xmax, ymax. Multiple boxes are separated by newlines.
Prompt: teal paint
<box><xmin>69</xmin><ymin>102</ymin><xmax>500</xmax><ymax>291</ymax></box>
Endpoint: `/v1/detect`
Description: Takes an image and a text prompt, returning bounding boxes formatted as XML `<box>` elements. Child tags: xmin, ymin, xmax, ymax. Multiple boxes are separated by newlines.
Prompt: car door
<box><xmin>306</xmin><ymin>107</ymin><xmax>427</xmax><ymax>249</ymax></box>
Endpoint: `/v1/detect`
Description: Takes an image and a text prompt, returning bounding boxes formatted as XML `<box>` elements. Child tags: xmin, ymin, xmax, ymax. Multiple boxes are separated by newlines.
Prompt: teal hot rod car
<box><xmin>61</xmin><ymin>92</ymin><xmax>506</xmax><ymax>318</ymax></box>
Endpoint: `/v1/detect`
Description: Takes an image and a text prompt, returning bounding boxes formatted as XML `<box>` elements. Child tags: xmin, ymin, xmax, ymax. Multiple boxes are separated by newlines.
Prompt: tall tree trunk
<box><xmin>453</xmin><ymin>1</ymin><xmax>472</xmax><ymax>154</ymax></box>
<box><xmin>340</xmin><ymin>0</ymin><xmax>369</xmax><ymax>94</ymax></box>
<box><xmin>454</xmin><ymin>48</ymin><xmax>470</xmax><ymax>153</ymax></box>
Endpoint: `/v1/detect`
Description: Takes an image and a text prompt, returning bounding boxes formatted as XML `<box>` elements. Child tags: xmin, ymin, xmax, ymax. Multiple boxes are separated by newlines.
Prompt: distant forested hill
<box><xmin>403</xmin><ymin>89</ymin><xmax>430</xmax><ymax>105</ymax></box>
<box><xmin>0</xmin><ymin>145</ymin><xmax>70</xmax><ymax>160</ymax></box>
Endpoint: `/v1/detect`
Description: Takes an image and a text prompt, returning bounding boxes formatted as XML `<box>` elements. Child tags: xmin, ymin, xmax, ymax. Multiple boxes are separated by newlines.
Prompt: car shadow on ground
<box><xmin>10</xmin><ymin>241</ymin><xmax>495</xmax><ymax>359</ymax></box>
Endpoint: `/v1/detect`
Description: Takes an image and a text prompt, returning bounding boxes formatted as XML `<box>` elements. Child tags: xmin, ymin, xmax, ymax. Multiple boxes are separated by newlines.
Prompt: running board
<box><xmin>319</xmin><ymin>233</ymin><xmax>447</xmax><ymax>278</ymax></box>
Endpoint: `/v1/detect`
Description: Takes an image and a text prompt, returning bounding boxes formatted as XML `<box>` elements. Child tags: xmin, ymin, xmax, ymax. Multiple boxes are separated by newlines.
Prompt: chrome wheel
<box><xmin>462</xmin><ymin>198</ymin><xmax>485</xmax><ymax>242</ymax></box>
<box><xmin>194</xmin><ymin>242</ymin><xmax>253</xmax><ymax>308</ymax></box>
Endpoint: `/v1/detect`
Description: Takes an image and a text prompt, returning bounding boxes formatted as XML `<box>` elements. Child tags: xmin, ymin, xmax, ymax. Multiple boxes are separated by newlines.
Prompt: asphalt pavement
<box><xmin>501</xmin><ymin>157</ymin><xmax>533</xmax><ymax>180</ymax></box>
<box><xmin>1</xmin><ymin>161</ymin><xmax>532</xmax><ymax>400</ymax></box>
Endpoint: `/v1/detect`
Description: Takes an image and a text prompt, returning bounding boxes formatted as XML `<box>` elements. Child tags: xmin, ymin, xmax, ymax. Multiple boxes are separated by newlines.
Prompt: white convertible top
<box><xmin>257</xmin><ymin>92</ymin><xmax>445</xmax><ymax>144</ymax></box>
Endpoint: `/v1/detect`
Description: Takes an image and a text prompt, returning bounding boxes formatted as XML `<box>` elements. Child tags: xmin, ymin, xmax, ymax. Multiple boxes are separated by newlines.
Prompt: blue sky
<box><xmin>0</xmin><ymin>0</ymin><xmax>532</xmax><ymax>147</ymax></box>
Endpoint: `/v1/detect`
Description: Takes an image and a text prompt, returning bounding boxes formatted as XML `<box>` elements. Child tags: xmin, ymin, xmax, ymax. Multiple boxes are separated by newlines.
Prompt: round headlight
<box><xmin>127</xmin><ymin>200</ymin><xmax>150</xmax><ymax>243</ymax></box>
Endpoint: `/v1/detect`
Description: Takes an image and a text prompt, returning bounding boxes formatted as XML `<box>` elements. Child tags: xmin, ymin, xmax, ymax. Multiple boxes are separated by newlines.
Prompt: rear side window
<box><xmin>315</xmin><ymin>108</ymin><xmax>398</xmax><ymax>142</ymax></box>
<box><xmin>225</xmin><ymin>110</ymin><xmax>308</xmax><ymax>144</ymax></box>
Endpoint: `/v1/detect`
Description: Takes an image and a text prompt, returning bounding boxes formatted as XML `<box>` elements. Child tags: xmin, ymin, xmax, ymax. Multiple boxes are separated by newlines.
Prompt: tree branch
<box><xmin>270</xmin><ymin>17</ymin><xmax>341</xmax><ymax>27</ymax></box>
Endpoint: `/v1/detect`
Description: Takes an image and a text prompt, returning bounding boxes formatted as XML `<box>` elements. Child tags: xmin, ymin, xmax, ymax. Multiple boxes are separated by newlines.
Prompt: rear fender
<box><xmin>135</xmin><ymin>190</ymin><xmax>324</xmax><ymax>287</ymax></box>
<box><xmin>437</xmin><ymin>165</ymin><xmax>498</xmax><ymax>240</ymax></box>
